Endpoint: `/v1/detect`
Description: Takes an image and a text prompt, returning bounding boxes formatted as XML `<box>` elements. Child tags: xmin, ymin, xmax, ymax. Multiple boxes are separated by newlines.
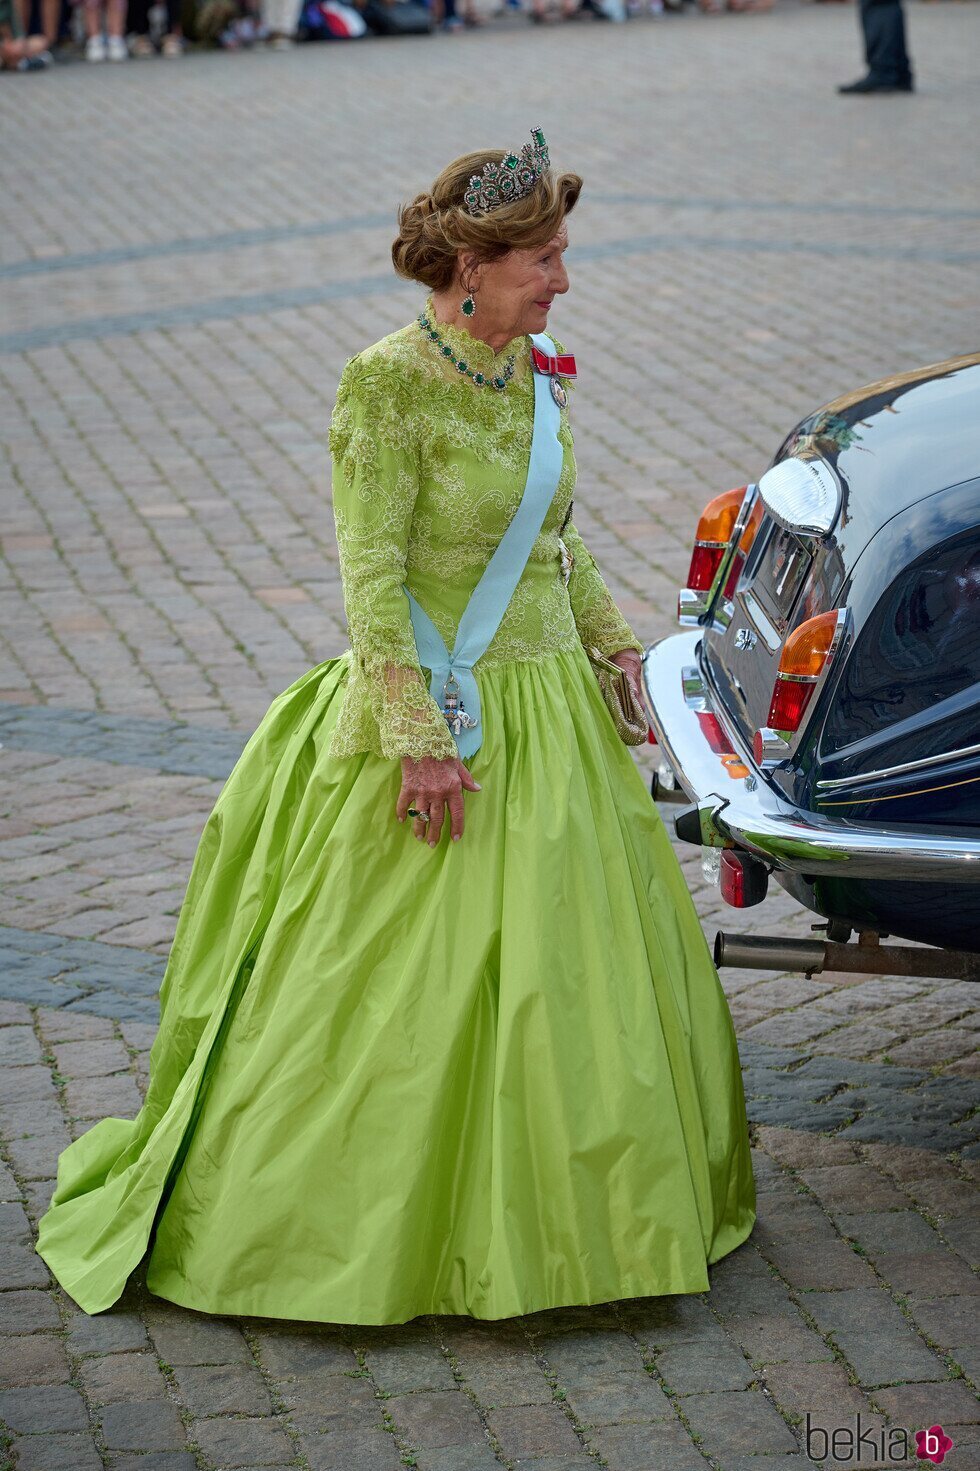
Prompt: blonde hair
<box><xmin>392</xmin><ymin>149</ymin><xmax>582</xmax><ymax>293</ymax></box>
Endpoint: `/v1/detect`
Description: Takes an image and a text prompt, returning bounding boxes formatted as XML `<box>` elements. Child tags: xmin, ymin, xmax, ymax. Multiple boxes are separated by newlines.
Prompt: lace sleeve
<box><xmin>563</xmin><ymin>518</ymin><xmax>644</xmax><ymax>658</ymax></box>
<box><xmin>328</xmin><ymin>354</ymin><xmax>458</xmax><ymax>763</ymax></box>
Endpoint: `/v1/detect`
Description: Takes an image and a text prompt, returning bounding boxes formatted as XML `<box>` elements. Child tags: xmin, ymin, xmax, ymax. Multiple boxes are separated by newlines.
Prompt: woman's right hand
<box><xmin>396</xmin><ymin>755</ymin><xmax>482</xmax><ymax>847</ymax></box>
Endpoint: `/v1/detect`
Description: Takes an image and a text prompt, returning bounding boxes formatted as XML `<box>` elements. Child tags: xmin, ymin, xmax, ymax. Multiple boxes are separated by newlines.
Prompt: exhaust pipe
<box><xmin>714</xmin><ymin>931</ymin><xmax>980</xmax><ymax>981</ymax></box>
<box><xmin>714</xmin><ymin>932</ymin><xmax>826</xmax><ymax>973</ymax></box>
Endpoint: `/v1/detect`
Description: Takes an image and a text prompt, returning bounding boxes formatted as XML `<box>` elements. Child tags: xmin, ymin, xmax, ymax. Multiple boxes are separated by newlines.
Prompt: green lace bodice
<box><xmin>327</xmin><ymin>302</ymin><xmax>644</xmax><ymax>763</ymax></box>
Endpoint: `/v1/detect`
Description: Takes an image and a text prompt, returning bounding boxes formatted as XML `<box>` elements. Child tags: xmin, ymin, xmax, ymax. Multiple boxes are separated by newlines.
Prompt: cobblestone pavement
<box><xmin>2</xmin><ymin>5</ymin><xmax>979</xmax><ymax>1468</ymax></box>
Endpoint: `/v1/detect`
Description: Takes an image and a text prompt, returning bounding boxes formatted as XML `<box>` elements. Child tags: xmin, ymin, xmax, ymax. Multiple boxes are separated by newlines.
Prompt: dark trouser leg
<box><xmin>127</xmin><ymin>0</ymin><xmax>150</xmax><ymax>30</ymax></box>
<box><xmin>860</xmin><ymin>0</ymin><xmax>912</xmax><ymax>85</ymax></box>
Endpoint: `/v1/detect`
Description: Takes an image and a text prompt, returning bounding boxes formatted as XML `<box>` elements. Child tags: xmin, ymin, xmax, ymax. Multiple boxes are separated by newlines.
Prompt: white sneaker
<box><xmin>107</xmin><ymin>32</ymin><xmax>128</xmax><ymax>59</ymax></box>
<box><xmin>85</xmin><ymin>32</ymin><xmax>107</xmax><ymax>60</ymax></box>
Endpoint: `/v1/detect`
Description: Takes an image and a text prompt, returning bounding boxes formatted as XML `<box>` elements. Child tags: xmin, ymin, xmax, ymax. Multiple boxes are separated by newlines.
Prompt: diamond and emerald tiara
<box><xmin>462</xmin><ymin>128</ymin><xmax>551</xmax><ymax>217</ymax></box>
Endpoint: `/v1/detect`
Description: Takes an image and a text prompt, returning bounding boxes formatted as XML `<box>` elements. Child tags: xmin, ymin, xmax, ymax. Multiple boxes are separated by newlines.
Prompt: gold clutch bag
<box><xmin>585</xmin><ymin>645</ymin><xmax>649</xmax><ymax>746</ymax></box>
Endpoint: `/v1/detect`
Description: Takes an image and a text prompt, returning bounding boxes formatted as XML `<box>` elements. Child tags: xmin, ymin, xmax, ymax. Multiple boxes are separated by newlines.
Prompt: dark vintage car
<box><xmin>641</xmin><ymin>351</ymin><xmax>980</xmax><ymax>979</ymax></box>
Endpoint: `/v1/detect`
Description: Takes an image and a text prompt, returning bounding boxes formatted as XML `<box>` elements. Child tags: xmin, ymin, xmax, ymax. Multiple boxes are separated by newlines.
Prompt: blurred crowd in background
<box><xmin>1</xmin><ymin>0</ymin><xmax>944</xmax><ymax>72</ymax></box>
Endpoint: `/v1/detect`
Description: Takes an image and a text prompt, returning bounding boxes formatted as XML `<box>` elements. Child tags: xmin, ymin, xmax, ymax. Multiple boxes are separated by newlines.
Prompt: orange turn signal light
<box><xmin>777</xmin><ymin>609</ymin><xmax>840</xmax><ymax>679</ymax></box>
<box><xmin>694</xmin><ymin>486</ymin><xmax>748</xmax><ymax>547</ymax></box>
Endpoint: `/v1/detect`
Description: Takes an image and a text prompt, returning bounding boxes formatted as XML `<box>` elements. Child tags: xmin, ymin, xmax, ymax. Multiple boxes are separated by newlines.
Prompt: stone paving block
<box><xmin>657</xmin><ymin>1341</ymin><xmax>755</xmax><ymax>1396</ymax></box>
<box><xmin>750</xmin><ymin>1197</ymin><xmax>839</xmax><ymax>1244</ymax></box>
<box><xmin>0</xmin><ymin>1204</ymin><xmax>51</xmax><ymax>1290</ymax></box>
<box><xmin>301</xmin><ymin>1428</ymin><xmax>409</xmax><ymax>1471</ymax></box>
<box><xmin>0</xmin><ymin>1099</ymin><xmax>67</xmax><ymax>1140</ymax></box>
<box><xmin>904</xmin><ymin>1174</ymin><xmax>977</xmax><ymax>1218</ymax></box>
<box><xmin>64</xmin><ymin>1072</ymin><xmax>144</xmax><ymax>1119</ymax></box>
<box><xmin>723</xmin><ymin>1460</ymin><xmax>830</xmax><ymax>1471</ymax></box>
<box><xmin>563</xmin><ymin>1370</ymin><xmax>674</xmax><ymax>1425</ymax></box>
<box><xmin>36</xmin><ymin>1009</ymin><xmax>118</xmax><ymax>1043</ymax></box>
<box><xmin>585</xmin><ymin>1418</ymin><xmax>708</xmax><ymax>1471</ymax></box>
<box><xmin>78</xmin><ymin>1349</ymin><xmax>167</xmax><ymax>1404</ymax></box>
<box><xmin>386</xmin><ymin>1388</ymin><xmax>488</xmax><ymax>1450</ymax></box>
<box><xmin>67</xmin><ymin>1308</ymin><xmax>150</xmax><ymax>1356</ymax></box>
<box><xmin>362</xmin><ymin>1338</ymin><xmax>458</xmax><ymax>1394</ymax></box>
<box><xmin>192</xmin><ymin>1415</ymin><xmax>294</xmax><ymax>1467</ymax></box>
<box><xmin>485</xmin><ymin>1402</ymin><xmax>584</xmax><ymax>1460</ymax></box>
<box><xmin>625</xmin><ymin>1293</ymin><xmax>728</xmax><ymax>1348</ymax></box>
<box><xmin>171</xmin><ymin>1360</ymin><xmax>274</xmax><ymax>1417</ymax></box>
<box><xmin>8</xmin><ymin>1431</ymin><xmax>104</xmax><ymax>1470</ymax></box>
<box><xmin>798</xmin><ymin>1166</ymin><xmax>909</xmax><ymax>1213</ymax></box>
<box><xmin>146</xmin><ymin>1310</ymin><xmax>251</xmax><ymax>1365</ymax></box>
<box><xmin>951</xmin><ymin>1346</ymin><xmax>980</xmax><ymax>1389</ymax></box>
<box><xmin>681</xmin><ymin>1387</ymin><xmax>799</xmax><ymax>1457</ymax></box>
<box><xmin>763</xmin><ymin>1360</ymin><xmax>873</xmax><ymax>1418</ymax></box>
<box><xmin>0</xmin><ymin>1383</ymin><xmax>88</xmax><ymax>1432</ymax></box>
<box><xmin>21</xmin><ymin>1178</ymin><xmax>57</xmax><ymax>1218</ymax></box>
<box><xmin>872</xmin><ymin>1379</ymin><xmax>980</xmax><ymax>1428</ymax></box>
<box><xmin>940</xmin><ymin>1420</ymin><xmax>980</xmax><ymax>1453</ymax></box>
<box><xmin>450</xmin><ymin>1342</ymin><xmax>553</xmax><ymax>1408</ymax></box>
<box><xmin>0</xmin><ymin>1026</ymin><xmax>43</xmax><ymax>1067</ymax></box>
<box><xmin>248</xmin><ymin>1325</ymin><xmax>353</xmax><ymax>1377</ymax></box>
<box><xmin>4</xmin><ymin>1132</ymin><xmax>71</xmax><ymax>1182</ymax></box>
<box><xmin>275</xmin><ymin>1368</ymin><xmax>378</xmax><ymax>1425</ymax></box>
<box><xmin>414</xmin><ymin>1445</ymin><xmax>514</xmax><ymax>1471</ymax></box>
<box><xmin>700</xmin><ymin>1252</ymin><xmax>799</xmax><ymax>1321</ymax></box>
<box><xmin>97</xmin><ymin>1397</ymin><xmax>188</xmax><ymax>1452</ymax></box>
<box><xmin>539</xmin><ymin>1328</ymin><xmax>647</xmax><ymax>1383</ymax></box>
<box><xmin>0</xmin><ymin>998</ymin><xmax>37</xmax><ymax>1022</ymax></box>
<box><xmin>907</xmin><ymin>1296</ymin><xmax>980</xmax><ymax>1350</ymax></box>
<box><xmin>0</xmin><ymin>1332</ymin><xmax>70</xmax><ymax>1387</ymax></box>
<box><xmin>0</xmin><ymin>1067</ymin><xmax>57</xmax><ymax>1105</ymax></box>
<box><xmin>803</xmin><ymin>1288</ymin><xmax>948</xmax><ymax>1388</ymax></box>
<box><xmin>873</xmin><ymin>1250</ymin><xmax>980</xmax><ymax>1300</ymax></box>
<box><xmin>49</xmin><ymin>1037</ymin><xmax>132</xmax><ymax>1078</ymax></box>
<box><xmin>756</xmin><ymin>1125</ymin><xmax>862</xmax><ymax>1170</ymax></box>
<box><xmin>107</xmin><ymin>1456</ymin><xmax>200</xmax><ymax>1471</ymax></box>
<box><xmin>727</xmin><ymin>1311</ymin><xmax>835</xmax><ymax>1367</ymax></box>
<box><xmin>67</xmin><ymin>992</ymin><xmax>161</xmax><ymax>1024</ymax></box>
<box><xmin>760</xmin><ymin>1237</ymin><xmax>877</xmax><ymax>1292</ymax></box>
<box><xmin>833</xmin><ymin>1210</ymin><xmax>944</xmax><ymax>1256</ymax></box>
<box><xmin>0</xmin><ymin>1289</ymin><xmax>61</xmax><ymax>1334</ymax></box>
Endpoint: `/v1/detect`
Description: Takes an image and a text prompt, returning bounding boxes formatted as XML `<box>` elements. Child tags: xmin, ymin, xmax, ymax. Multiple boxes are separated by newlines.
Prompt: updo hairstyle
<box><xmin>392</xmin><ymin>149</ymin><xmax>583</xmax><ymax>293</ymax></box>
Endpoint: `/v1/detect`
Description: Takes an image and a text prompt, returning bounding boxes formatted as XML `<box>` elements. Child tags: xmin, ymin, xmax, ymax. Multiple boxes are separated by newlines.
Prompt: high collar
<box><xmin>420</xmin><ymin>297</ymin><xmax>529</xmax><ymax>376</ymax></box>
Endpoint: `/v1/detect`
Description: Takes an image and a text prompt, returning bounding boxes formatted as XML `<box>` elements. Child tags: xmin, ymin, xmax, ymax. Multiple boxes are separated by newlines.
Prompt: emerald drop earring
<box><xmin>461</xmin><ymin>292</ymin><xmax>476</xmax><ymax>318</ymax></box>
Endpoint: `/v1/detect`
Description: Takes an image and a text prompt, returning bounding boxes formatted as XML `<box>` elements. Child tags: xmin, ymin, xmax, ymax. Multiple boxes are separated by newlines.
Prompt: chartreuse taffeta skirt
<box><xmin>35</xmin><ymin>644</ymin><xmax>756</xmax><ymax>1324</ymax></box>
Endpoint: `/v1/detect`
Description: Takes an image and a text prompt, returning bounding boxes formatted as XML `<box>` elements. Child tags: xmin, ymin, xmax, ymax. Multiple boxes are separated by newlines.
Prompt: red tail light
<box><xmin>766</xmin><ymin>609</ymin><xmax>844</xmax><ymax>734</ymax></box>
<box><xmin>720</xmin><ymin>850</ymin><xmax>769</xmax><ymax>909</ymax></box>
<box><xmin>722</xmin><ymin>497</ymin><xmax>764</xmax><ymax>601</ymax></box>
<box><xmin>686</xmin><ymin>487</ymin><xmax>748</xmax><ymax>592</ymax></box>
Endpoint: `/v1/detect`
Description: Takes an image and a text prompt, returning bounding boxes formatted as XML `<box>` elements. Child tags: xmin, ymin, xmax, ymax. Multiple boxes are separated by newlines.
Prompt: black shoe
<box><xmin>838</xmin><ymin>74</ymin><xmax>914</xmax><ymax>93</ymax></box>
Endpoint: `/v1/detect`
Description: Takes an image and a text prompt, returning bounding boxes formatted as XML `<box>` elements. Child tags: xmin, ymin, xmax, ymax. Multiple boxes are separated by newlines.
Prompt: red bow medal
<box><xmin>531</xmin><ymin>344</ymin><xmax>577</xmax><ymax>408</ymax></box>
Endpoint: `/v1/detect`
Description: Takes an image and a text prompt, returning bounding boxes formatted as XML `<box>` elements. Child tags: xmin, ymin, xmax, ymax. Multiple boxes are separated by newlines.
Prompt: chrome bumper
<box><xmin>641</xmin><ymin>630</ymin><xmax>980</xmax><ymax>884</ymax></box>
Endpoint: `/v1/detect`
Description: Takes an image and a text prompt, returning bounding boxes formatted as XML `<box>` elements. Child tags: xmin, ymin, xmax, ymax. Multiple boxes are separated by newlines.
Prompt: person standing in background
<box><xmin>14</xmin><ymin>0</ymin><xmax>60</xmax><ymax>49</ymax></box>
<box><xmin>128</xmin><ymin>0</ymin><xmax>184</xmax><ymax>54</ymax></box>
<box><xmin>839</xmin><ymin>0</ymin><xmax>914</xmax><ymax>93</ymax></box>
<box><xmin>84</xmin><ymin>0</ymin><xmax>127</xmax><ymax>58</ymax></box>
<box><xmin>260</xmin><ymin>0</ymin><xmax>298</xmax><ymax>46</ymax></box>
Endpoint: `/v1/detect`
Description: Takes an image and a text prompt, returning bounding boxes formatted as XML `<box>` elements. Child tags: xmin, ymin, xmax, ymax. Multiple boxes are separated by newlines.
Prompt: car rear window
<box><xmin>824</xmin><ymin>530</ymin><xmax>980</xmax><ymax>750</ymax></box>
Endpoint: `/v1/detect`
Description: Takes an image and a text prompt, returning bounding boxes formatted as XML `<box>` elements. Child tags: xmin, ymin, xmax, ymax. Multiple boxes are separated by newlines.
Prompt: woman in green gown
<box><xmin>35</xmin><ymin>134</ymin><xmax>756</xmax><ymax>1325</ymax></box>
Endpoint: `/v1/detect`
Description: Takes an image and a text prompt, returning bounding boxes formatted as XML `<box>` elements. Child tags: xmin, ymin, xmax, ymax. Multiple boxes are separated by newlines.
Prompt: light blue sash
<box><xmin>403</xmin><ymin>331</ymin><xmax>565</xmax><ymax>760</ymax></box>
